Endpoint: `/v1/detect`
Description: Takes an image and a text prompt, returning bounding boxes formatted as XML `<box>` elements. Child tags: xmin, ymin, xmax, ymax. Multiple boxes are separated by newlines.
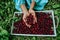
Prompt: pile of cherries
<box><xmin>13</xmin><ymin>12</ymin><xmax>54</xmax><ymax>35</ymax></box>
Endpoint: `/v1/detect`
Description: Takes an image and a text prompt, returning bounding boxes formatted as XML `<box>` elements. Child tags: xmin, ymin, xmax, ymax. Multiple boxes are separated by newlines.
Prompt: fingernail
<box><xmin>29</xmin><ymin>25</ymin><xmax>31</xmax><ymax>28</ymax></box>
<box><xmin>33</xmin><ymin>22</ymin><xmax>35</xmax><ymax>24</ymax></box>
<box><xmin>36</xmin><ymin>21</ymin><xmax>37</xmax><ymax>23</ymax></box>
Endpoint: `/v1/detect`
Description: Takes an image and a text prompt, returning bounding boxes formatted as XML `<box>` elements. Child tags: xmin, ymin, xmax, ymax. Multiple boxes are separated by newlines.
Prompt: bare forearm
<box><xmin>20</xmin><ymin>4</ymin><xmax>28</xmax><ymax>14</ymax></box>
<box><xmin>30</xmin><ymin>0</ymin><xmax>35</xmax><ymax>9</ymax></box>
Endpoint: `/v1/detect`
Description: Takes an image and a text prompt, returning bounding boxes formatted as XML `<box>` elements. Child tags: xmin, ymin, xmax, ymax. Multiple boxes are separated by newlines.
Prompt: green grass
<box><xmin>0</xmin><ymin>0</ymin><xmax>60</xmax><ymax>40</ymax></box>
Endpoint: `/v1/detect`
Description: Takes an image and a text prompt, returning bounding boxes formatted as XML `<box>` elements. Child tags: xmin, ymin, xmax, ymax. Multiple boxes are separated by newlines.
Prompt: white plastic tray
<box><xmin>11</xmin><ymin>10</ymin><xmax>57</xmax><ymax>37</ymax></box>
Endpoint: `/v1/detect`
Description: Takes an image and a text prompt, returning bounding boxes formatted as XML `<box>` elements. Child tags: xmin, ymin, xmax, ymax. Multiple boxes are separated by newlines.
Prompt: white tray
<box><xmin>11</xmin><ymin>10</ymin><xmax>57</xmax><ymax>37</ymax></box>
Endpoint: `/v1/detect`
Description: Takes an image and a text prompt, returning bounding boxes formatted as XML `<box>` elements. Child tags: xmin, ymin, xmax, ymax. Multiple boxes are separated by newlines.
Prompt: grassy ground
<box><xmin>0</xmin><ymin>0</ymin><xmax>60</xmax><ymax>40</ymax></box>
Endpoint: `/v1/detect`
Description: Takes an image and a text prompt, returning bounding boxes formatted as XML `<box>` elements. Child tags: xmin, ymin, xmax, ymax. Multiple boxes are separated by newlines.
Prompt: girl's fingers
<box><xmin>35</xmin><ymin>16</ymin><xmax>37</xmax><ymax>23</ymax></box>
<box><xmin>29</xmin><ymin>12</ymin><xmax>36</xmax><ymax>23</ymax></box>
<box><xmin>23</xmin><ymin>17</ymin><xmax>31</xmax><ymax>28</ymax></box>
<box><xmin>23</xmin><ymin>17</ymin><xmax>26</xmax><ymax>22</ymax></box>
<box><xmin>33</xmin><ymin>17</ymin><xmax>37</xmax><ymax>24</ymax></box>
<box><xmin>35</xmin><ymin>18</ymin><xmax>37</xmax><ymax>23</ymax></box>
<box><xmin>25</xmin><ymin>23</ymin><xmax>31</xmax><ymax>28</ymax></box>
<box><xmin>34</xmin><ymin>15</ymin><xmax>37</xmax><ymax>23</ymax></box>
<box><xmin>30</xmin><ymin>12</ymin><xmax>37</xmax><ymax>24</ymax></box>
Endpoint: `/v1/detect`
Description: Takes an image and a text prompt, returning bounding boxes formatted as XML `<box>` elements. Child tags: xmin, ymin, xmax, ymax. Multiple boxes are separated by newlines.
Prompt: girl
<box><xmin>14</xmin><ymin>0</ymin><xmax>48</xmax><ymax>28</ymax></box>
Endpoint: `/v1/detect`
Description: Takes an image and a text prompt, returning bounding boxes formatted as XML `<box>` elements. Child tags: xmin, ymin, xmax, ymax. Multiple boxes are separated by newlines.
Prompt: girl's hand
<box><xmin>23</xmin><ymin>12</ymin><xmax>31</xmax><ymax>28</ymax></box>
<box><xmin>29</xmin><ymin>9</ymin><xmax>37</xmax><ymax>24</ymax></box>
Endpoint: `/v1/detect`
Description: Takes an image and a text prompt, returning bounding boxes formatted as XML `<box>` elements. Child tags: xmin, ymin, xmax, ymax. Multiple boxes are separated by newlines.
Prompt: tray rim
<box><xmin>11</xmin><ymin>10</ymin><xmax>57</xmax><ymax>37</ymax></box>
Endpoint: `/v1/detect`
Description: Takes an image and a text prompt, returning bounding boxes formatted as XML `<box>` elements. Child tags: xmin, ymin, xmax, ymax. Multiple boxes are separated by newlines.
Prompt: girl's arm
<box><xmin>20</xmin><ymin>4</ymin><xmax>29</xmax><ymax>14</ymax></box>
<box><xmin>20</xmin><ymin>4</ymin><xmax>31</xmax><ymax>28</ymax></box>
<box><xmin>30</xmin><ymin>0</ymin><xmax>35</xmax><ymax>10</ymax></box>
<box><xmin>29</xmin><ymin>0</ymin><xmax>37</xmax><ymax>24</ymax></box>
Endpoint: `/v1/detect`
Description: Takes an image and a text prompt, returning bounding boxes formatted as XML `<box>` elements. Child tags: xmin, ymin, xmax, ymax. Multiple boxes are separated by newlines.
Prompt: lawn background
<box><xmin>0</xmin><ymin>0</ymin><xmax>60</xmax><ymax>40</ymax></box>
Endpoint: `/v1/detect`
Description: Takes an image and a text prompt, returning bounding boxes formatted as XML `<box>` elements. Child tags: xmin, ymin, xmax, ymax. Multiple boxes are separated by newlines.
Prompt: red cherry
<box><xmin>13</xmin><ymin>12</ymin><xmax>54</xmax><ymax>35</ymax></box>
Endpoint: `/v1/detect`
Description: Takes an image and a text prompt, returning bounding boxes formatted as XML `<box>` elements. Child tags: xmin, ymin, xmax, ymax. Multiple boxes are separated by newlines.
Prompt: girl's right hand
<box><xmin>23</xmin><ymin>12</ymin><xmax>31</xmax><ymax>28</ymax></box>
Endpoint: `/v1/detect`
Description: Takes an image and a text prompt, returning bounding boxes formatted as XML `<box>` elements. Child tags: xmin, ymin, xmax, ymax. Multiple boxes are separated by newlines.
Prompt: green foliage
<box><xmin>0</xmin><ymin>0</ymin><xmax>60</xmax><ymax>40</ymax></box>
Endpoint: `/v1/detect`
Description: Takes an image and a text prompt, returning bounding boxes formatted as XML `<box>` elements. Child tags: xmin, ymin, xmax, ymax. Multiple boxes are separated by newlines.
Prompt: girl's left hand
<box><xmin>29</xmin><ymin>9</ymin><xmax>37</xmax><ymax>24</ymax></box>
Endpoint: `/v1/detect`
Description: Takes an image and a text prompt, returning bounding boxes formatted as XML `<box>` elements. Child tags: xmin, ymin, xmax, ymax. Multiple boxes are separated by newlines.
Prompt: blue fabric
<box><xmin>14</xmin><ymin>0</ymin><xmax>48</xmax><ymax>12</ymax></box>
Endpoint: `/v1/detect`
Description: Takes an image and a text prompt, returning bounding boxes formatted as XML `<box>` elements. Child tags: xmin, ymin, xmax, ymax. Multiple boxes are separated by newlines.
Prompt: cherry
<box><xmin>26</xmin><ymin>14</ymin><xmax>34</xmax><ymax>25</ymax></box>
<box><xmin>13</xmin><ymin>12</ymin><xmax>54</xmax><ymax>35</ymax></box>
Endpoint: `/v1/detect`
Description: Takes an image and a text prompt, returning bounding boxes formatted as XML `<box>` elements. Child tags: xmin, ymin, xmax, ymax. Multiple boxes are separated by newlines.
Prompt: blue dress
<box><xmin>13</xmin><ymin>0</ymin><xmax>48</xmax><ymax>12</ymax></box>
